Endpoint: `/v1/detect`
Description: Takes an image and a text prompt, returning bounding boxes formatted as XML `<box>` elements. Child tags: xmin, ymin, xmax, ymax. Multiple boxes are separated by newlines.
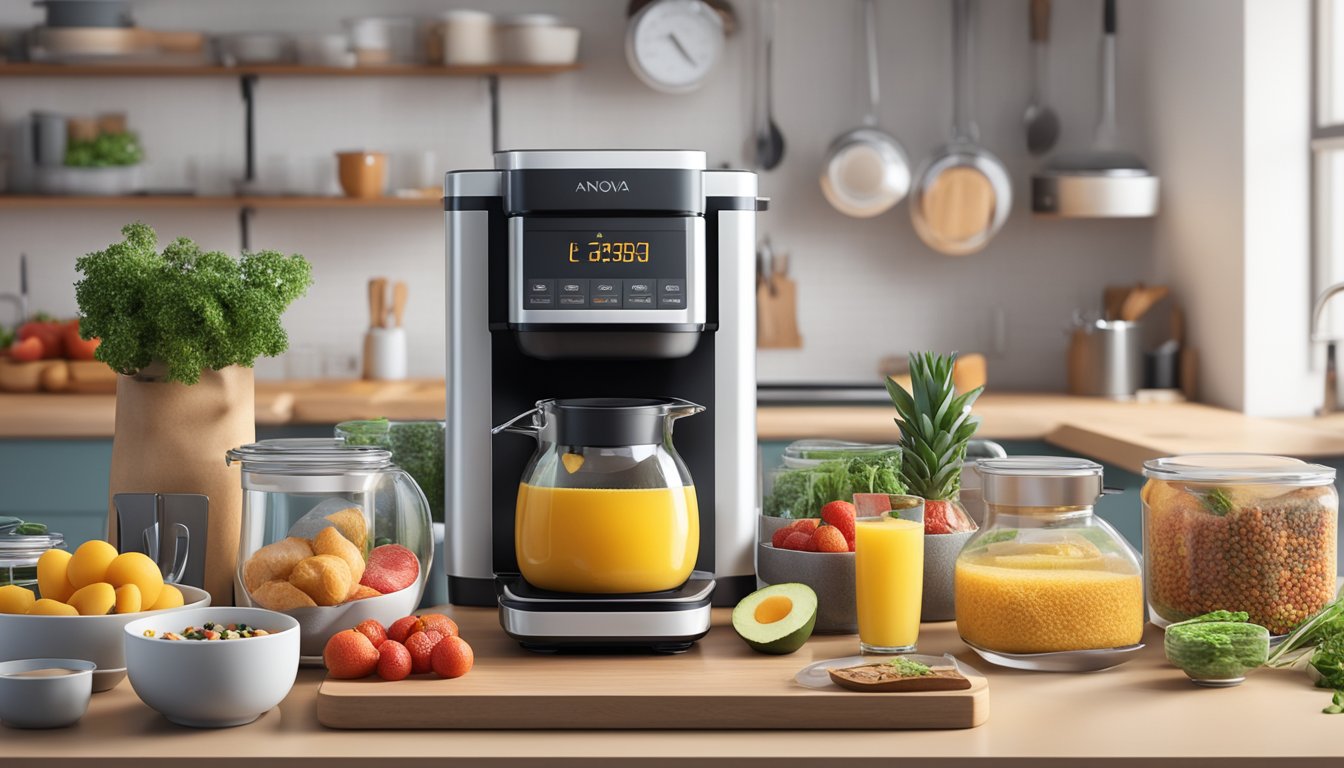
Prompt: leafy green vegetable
<box><xmin>65</xmin><ymin>132</ymin><xmax>143</xmax><ymax>168</ymax></box>
<box><xmin>1182</xmin><ymin>610</ymin><xmax>1250</xmax><ymax>624</ymax></box>
<box><xmin>340</xmin><ymin>419</ymin><xmax>445</xmax><ymax>524</ymax></box>
<box><xmin>1164</xmin><ymin>616</ymin><xmax>1269</xmax><ymax>681</ymax></box>
<box><xmin>1265</xmin><ymin>595</ymin><xmax>1344</xmax><ymax>714</ymax></box>
<box><xmin>886</xmin><ymin>657</ymin><xmax>932</xmax><ymax>676</ymax></box>
<box><xmin>763</xmin><ymin>453</ymin><xmax>904</xmax><ymax>519</ymax></box>
<box><xmin>1200</xmin><ymin>488</ymin><xmax>1234</xmax><ymax>516</ymax></box>
<box><xmin>1324</xmin><ymin>690</ymin><xmax>1344</xmax><ymax>715</ymax></box>
<box><xmin>74</xmin><ymin>223</ymin><xmax>312</xmax><ymax>385</ymax></box>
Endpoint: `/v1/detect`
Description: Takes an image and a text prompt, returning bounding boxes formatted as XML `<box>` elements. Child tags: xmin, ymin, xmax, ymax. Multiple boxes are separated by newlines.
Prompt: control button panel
<box><xmin>657</xmin><ymin>280</ymin><xmax>686</xmax><ymax>309</ymax></box>
<box><xmin>525</xmin><ymin>277</ymin><xmax>683</xmax><ymax>309</ymax></box>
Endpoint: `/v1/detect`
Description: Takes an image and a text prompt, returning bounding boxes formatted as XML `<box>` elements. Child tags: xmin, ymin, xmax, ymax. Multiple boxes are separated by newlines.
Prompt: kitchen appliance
<box><xmin>910</xmin><ymin>0</ymin><xmax>1011</xmax><ymax>256</ymax></box>
<box><xmin>820</xmin><ymin>0</ymin><xmax>910</xmax><ymax>218</ymax></box>
<box><xmin>1031</xmin><ymin>0</ymin><xmax>1159</xmax><ymax>217</ymax></box>
<box><xmin>113</xmin><ymin>492</ymin><xmax>209</xmax><ymax>590</ymax></box>
<box><xmin>444</xmin><ymin>149</ymin><xmax>761</xmax><ymax>650</ymax></box>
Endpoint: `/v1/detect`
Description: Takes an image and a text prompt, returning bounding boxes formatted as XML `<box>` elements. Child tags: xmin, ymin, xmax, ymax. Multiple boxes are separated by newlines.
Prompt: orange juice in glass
<box><xmin>854</xmin><ymin>515</ymin><xmax>924</xmax><ymax>653</ymax></box>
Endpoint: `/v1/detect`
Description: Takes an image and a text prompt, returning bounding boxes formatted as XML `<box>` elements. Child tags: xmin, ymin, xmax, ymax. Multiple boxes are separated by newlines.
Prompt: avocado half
<box><xmin>732</xmin><ymin>583</ymin><xmax>818</xmax><ymax>655</ymax></box>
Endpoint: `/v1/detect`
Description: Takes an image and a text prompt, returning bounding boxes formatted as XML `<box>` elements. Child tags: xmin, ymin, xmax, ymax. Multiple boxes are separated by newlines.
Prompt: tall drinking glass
<box><xmin>854</xmin><ymin>512</ymin><xmax>924</xmax><ymax>654</ymax></box>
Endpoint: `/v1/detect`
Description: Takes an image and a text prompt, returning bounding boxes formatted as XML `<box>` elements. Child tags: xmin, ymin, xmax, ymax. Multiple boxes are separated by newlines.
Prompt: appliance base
<box><xmin>497</xmin><ymin>572</ymin><xmax>715</xmax><ymax>652</ymax></box>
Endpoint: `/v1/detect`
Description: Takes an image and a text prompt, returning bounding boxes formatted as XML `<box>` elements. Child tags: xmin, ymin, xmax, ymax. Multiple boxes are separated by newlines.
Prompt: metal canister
<box><xmin>1067</xmin><ymin>318</ymin><xmax>1142</xmax><ymax>398</ymax></box>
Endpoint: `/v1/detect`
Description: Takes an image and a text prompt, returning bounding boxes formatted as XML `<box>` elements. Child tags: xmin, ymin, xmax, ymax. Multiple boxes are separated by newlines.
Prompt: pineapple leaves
<box><xmin>886</xmin><ymin>351</ymin><xmax>983</xmax><ymax>501</ymax></box>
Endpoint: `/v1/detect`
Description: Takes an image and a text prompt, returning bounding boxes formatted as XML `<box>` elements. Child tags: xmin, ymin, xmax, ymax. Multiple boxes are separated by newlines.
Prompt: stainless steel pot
<box><xmin>1067</xmin><ymin>318</ymin><xmax>1143</xmax><ymax>399</ymax></box>
<box><xmin>819</xmin><ymin>0</ymin><xmax>910</xmax><ymax>218</ymax></box>
<box><xmin>910</xmin><ymin>0</ymin><xmax>1011</xmax><ymax>256</ymax></box>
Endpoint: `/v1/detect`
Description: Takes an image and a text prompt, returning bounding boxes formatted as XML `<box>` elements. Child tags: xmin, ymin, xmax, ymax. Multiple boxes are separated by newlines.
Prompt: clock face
<box><xmin>626</xmin><ymin>0</ymin><xmax>725</xmax><ymax>94</ymax></box>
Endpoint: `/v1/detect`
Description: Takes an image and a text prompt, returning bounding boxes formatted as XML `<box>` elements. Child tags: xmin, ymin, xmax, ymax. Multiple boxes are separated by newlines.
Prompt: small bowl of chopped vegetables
<box><xmin>122</xmin><ymin>606</ymin><xmax>299</xmax><ymax>728</ymax></box>
<box><xmin>1163</xmin><ymin>610</ymin><xmax>1270</xmax><ymax>687</ymax></box>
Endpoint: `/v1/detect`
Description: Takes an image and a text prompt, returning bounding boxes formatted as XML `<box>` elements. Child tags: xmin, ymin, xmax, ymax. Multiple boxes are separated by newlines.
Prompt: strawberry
<box><xmin>8</xmin><ymin>336</ymin><xmax>43</xmax><ymax>363</ymax></box>
<box><xmin>924</xmin><ymin>500</ymin><xmax>977</xmax><ymax>535</ymax></box>
<box><xmin>789</xmin><ymin>518</ymin><xmax>821</xmax><ymax>534</ymax></box>
<box><xmin>770</xmin><ymin>526</ymin><xmax>794</xmax><ymax>549</ymax></box>
<box><xmin>820</xmin><ymin>500</ymin><xmax>857</xmax><ymax>545</ymax></box>
<box><xmin>811</xmin><ymin>525</ymin><xmax>849</xmax><ymax>553</ymax></box>
<box><xmin>781</xmin><ymin>531</ymin><xmax>814</xmax><ymax>551</ymax></box>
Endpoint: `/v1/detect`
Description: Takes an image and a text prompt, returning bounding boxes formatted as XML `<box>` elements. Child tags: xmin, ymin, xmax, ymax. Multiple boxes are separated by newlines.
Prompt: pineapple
<box><xmin>885</xmin><ymin>352</ymin><xmax>983</xmax><ymax>534</ymax></box>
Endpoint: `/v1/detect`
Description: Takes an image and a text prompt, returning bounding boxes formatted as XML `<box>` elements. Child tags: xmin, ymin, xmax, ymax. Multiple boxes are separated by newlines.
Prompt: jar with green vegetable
<box><xmin>336</xmin><ymin>419</ymin><xmax>445</xmax><ymax>524</ymax></box>
<box><xmin>0</xmin><ymin>518</ymin><xmax>63</xmax><ymax>590</ymax></box>
<box><xmin>1163</xmin><ymin>611</ymin><xmax>1270</xmax><ymax>687</ymax></box>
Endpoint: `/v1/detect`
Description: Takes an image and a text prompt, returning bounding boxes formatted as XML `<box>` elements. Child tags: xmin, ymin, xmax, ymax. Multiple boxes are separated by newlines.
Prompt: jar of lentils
<box><xmin>1142</xmin><ymin>454</ymin><xmax>1338</xmax><ymax>635</ymax></box>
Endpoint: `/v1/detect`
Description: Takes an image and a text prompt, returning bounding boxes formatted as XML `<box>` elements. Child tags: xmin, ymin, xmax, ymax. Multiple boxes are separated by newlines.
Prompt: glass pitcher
<box><xmin>954</xmin><ymin>457</ymin><xmax>1145</xmax><ymax>662</ymax></box>
<box><xmin>494</xmin><ymin>398</ymin><xmax>704</xmax><ymax>594</ymax></box>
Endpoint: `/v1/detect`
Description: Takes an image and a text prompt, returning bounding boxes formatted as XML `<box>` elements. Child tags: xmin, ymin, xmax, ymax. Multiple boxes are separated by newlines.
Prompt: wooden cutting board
<box><xmin>316</xmin><ymin>608</ymin><xmax>988</xmax><ymax>730</ymax></box>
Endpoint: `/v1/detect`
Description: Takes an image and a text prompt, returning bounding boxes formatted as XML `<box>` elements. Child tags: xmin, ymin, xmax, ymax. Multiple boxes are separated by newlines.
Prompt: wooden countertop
<box><xmin>8</xmin><ymin>383</ymin><xmax>1344</xmax><ymax>472</ymax></box>
<box><xmin>5</xmin><ymin>607</ymin><xmax>1342</xmax><ymax>766</ymax></box>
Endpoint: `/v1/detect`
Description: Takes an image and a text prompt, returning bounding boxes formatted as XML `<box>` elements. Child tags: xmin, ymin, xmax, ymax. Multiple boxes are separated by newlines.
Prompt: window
<box><xmin>1315</xmin><ymin>0</ymin><xmax>1344</xmax><ymax>333</ymax></box>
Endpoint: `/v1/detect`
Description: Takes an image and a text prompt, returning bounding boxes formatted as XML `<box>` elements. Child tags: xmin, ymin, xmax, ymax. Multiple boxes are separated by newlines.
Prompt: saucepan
<box><xmin>910</xmin><ymin>0</ymin><xmax>1011</xmax><ymax>256</ymax></box>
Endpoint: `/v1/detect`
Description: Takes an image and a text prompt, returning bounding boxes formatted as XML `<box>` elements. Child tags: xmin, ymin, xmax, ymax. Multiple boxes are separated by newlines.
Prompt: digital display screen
<box><xmin>522</xmin><ymin>218</ymin><xmax>689</xmax><ymax>280</ymax></box>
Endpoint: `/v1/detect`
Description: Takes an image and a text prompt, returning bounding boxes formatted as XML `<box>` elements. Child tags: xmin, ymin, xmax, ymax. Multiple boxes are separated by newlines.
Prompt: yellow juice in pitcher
<box><xmin>854</xmin><ymin>517</ymin><xmax>924</xmax><ymax>652</ymax></box>
<box><xmin>515</xmin><ymin>484</ymin><xmax>699</xmax><ymax>594</ymax></box>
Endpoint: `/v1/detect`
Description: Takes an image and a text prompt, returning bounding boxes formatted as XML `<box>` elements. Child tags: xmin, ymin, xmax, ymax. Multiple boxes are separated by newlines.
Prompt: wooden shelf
<box><xmin>0</xmin><ymin>195</ymin><xmax>441</xmax><ymax>210</ymax></box>
<box><xmin>0</xmin><ymin>62</ymin><xmax>580</xmax><ymax>78</ymax></box>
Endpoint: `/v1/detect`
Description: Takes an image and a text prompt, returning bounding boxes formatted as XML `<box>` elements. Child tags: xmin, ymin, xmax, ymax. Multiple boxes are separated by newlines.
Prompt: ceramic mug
<box><xmin>336</xmin><ymin>151</ymin><xmax>387</xmax><ymax>198</ymax></box>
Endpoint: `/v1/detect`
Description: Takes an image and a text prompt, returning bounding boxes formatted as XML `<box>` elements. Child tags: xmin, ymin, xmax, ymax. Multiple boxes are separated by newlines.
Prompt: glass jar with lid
<box><xmin>954</xmin><ymin>457</ymin><xmax>1145</xmax><ymax>666</ymax></box>
<box><xmin>1142</xmin><ymin>454</ymin><xmax>1338</xmax><ymax>635</ymax></box>
<box><xmin>0</xmin><ymin>527</ymin><xmax>64</xmax><ymax>591</ymax></box>
<box><xmin>226</xmin><ymin>438</ymin><xmax>432</xmax><ymax>658</ymax></box>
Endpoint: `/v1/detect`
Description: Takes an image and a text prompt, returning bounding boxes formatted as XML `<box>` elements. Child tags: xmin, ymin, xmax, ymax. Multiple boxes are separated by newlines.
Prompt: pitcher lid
<box><xmin>226</xmin><ymin>438</ymin><xmax>392</xmax><ymax>472</ymax></box>
<box><xmin>541</xmin><ymin>397</ymin><xmax>702</xmax><ymax>447</ymax></box>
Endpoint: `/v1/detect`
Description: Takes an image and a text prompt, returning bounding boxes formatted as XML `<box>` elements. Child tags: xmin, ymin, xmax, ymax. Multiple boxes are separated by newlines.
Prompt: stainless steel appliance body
<box><xmin>444</xmin><ymin>150</ymin><xmax>760</xmax><ymax>647</ymax></box>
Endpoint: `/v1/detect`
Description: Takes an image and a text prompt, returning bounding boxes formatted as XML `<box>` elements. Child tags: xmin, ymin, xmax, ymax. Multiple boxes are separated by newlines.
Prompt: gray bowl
<box><xmin>922</xmin><ymin>530</ymin><xmax>975</xmax><ymax>622</ymax></box>
<box><xmin>758</xmin><ymin>515</ymin><xmax>796</xmax><ymax>544</ymax></box>
<box><xmin>755</xmin><ymin>543</ymin><xmax>856</xmax><ymax>633</ymax></box>
<box><xmin>0</xmin><ymin>658</ymin><xmax>95</xmax><ymax>729</ymax></box>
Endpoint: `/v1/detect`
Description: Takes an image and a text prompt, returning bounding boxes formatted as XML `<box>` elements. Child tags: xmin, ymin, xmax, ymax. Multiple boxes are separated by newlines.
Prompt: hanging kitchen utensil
<box><xmin>113</xmin><ymin>493</ymin><xmax>209</xmax><ymax>589</ymax></box>
<box><xmin>910</xmin><ymin>0</ymin><xmax>1011</xmax><ymax>256</ymax></box>
<box><xmin>757</xmin><ymin>246</ymin><xmax>802</xmax><ymax>349</ymax></box>
<box><xmin>1023</xmin><ymin>0</ymin><xmax>1060</xmax><ymax>155</ymax></box>
<box><xmin>819</xmin><ymin>0</ymin><xmax>910</xmax><ymax>218</ymax></box>
<box><xmin>1032</xmin><ymin>0</ymin><xmax>1158</xmax><ymax>217</ymax></box>
<box><xmin>752</xmin><ymin>0</ymin><xmax>784</xmax><ymax>170</ymax></box>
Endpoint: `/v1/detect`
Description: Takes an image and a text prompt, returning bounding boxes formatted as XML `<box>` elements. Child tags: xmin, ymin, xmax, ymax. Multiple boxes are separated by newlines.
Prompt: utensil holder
<box><xmin>1067</xmin><ymin>319</ymin><xmax>1142</xmax><ymax>398</ymax></box>
<box><xmin>363</xmin><ymin>327</ymin><xmax>407</xmax><ymax>380</ymax></box>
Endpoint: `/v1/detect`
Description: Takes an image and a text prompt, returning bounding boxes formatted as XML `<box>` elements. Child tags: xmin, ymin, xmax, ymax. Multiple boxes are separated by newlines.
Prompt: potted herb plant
<box><xmin>75</xmin><ymin>223</ymin><xmax>312</xmax><ymax>605</ymax></box>
<box><xmin>886</xmin><ymin>351</ymin><xmax>983</xmax><ymax>622</ymax></box>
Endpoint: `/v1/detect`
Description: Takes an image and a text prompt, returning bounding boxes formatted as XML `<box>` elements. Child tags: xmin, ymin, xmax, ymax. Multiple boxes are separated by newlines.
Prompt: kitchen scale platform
<box><xmin>496</xmin><ymin>572</ymin><xmax>715</xmax><ymax>653</ymax></box>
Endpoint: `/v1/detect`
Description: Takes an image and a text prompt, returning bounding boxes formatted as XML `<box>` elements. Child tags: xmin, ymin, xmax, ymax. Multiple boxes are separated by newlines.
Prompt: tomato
<box><xmin>8</xmin><ymin>336</ymin><xmax>43</xmax><ymax>363</ymax></box>
<box><xmin>17</xmin><ymin>321</ymin><xmax>63</xmax><ymax>359</ymax></box>
<box><xmin>62</xmin><ymin>319</ymin><xmax>100</xmax><ymax>361</ymax></box>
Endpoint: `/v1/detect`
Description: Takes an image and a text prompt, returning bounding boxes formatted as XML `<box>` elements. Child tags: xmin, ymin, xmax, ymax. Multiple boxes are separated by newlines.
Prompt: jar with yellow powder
<box><xmin>954</xmin><ymin>457</ymin><xmax>1145</xmax><ymax>669</ymax></box>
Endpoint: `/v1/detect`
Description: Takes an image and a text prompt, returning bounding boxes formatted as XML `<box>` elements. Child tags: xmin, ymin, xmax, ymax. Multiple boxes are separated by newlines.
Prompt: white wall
<box><xmin>0</xmin><ymin>0</ymin><xmax>1160</xmax><ymax>389</ymax></box>
<box><xmin>1130</xmin><ymin>0</ymin><xmax>1315</xmax><ymax>415</ymax></box>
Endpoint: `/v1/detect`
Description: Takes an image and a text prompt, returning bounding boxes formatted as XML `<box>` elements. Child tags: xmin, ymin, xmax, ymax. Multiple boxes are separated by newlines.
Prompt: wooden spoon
<box><xmin>368</xmin><ymin>278</ymin><xmax>387</xmax><ymax>329</ymax></box>
<box><xmin>391</xmin><ymin>281</ymin><xmax>408</xmax><ymax>328</ymax></box>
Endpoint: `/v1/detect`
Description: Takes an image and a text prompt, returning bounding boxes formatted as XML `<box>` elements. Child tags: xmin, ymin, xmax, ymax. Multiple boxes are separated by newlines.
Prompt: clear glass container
<box><xmin>226</xmin><ymin>438</ymin><xmax>432</xmax><ymax>620</ymax></box>
<box><xmin>0</xmin><ymin>529</ymin><xmax>64</xmax><ymax>590</ymax></box>
<box><xmin>763</xmin><ymin>440</ymin><xmax>903</xmax><ymax>520</ymax></box>
<box><xmin>1142</xmin><ymin>453</ymin><xmax>1338</xmax><ymax>635</ymax></box>
<box><xmin>494</xmin><ymin>397</ymin><xmax>702</xmax><ymax>594</ymax></box>
<box><xmin>955</xmin><ymin>457</ymin><xmax>1145</xmax><ymax>663</ymax></box>
<box><xmin>335</xmin><ymin>419</ymin><xmax>445</xmax><ymax>524</ymax></box>
<box><xmin>1163</xmin><ymin>617</ymin><xmax>1270</xmax><ymax>687</ymax></box>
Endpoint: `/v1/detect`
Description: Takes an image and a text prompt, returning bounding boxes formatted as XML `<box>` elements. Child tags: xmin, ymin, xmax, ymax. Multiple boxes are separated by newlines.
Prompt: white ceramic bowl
<box><xmin>0</xmin><ymin>584</ymin><xmax>210</xmax><ymax>693</ymax></box>
<box><xmin>237</xmin><ymin>582</ymin><xmax>419</xmax><ymax>659</ymax></box>
<box><xmin>123</xmin><ymin>606</ymin><xmax>299</xmax><ymax>728</ymax></box>
<box><xmin>498</xmin><ymin>23</ymin><xmax>579</xmax><ymax>65</ymax></box>
<box><xmin>0</xmin><ymin>658</ymin><xmax>95</xmax><ymax>729</ymax></box>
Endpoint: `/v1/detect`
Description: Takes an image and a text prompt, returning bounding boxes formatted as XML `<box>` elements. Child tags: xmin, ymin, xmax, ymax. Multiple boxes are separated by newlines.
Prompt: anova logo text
<box><xmin>573</xmin><ymin>180</ymin><xmax>630</xmax><ymax>193</ymax></box>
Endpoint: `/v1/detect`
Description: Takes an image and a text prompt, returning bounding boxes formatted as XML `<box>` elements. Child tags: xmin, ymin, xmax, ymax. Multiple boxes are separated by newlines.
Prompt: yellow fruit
<box><xmin>36</xmin><ymin>549</ymin><xmax>76</xmax><ymax>602</ymax></box>
<box><xmin>114</xmin><ymin>583</ymin><xmax>142</xmax><ymax>615</ymax></box>
<box><xmin>0</xmin><ymin>585</ymin><xmax>36</xmax><ymax>614</ymax></box>
<box><xmin>67</xmin><ymin>540</ymin><xmax>118</xmax><ymax>589</ymax></box>
<box><xmin>68</xmin><ymin>582</ymin><xmax>116</xmax><ymax>616</ymax></box>
<box><xmin>149</xmin><ymin>584</ymin><xmax>184</xmax><ymax>611</ymax></box>
<box><xmin>104</xmin><ymin>552</ymin><xmax>163</xmax><ymax>608</ymax></box>
<box><xmin>27</xmin><ymin>598</ymin><xmax>78</xmax><ymax>616</ymax></box>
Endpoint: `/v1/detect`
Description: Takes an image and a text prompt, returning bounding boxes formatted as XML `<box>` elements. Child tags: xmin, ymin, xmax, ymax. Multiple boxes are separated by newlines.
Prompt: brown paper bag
<box><xmin>107</xmin><ymin>366</ymin><xmax>255</xmax><ymax>606</ymax></box>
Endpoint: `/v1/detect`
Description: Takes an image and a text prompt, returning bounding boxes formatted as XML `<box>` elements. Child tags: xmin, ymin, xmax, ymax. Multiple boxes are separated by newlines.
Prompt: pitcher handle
<box><xmin>491</xmin><ymin>407</ymin><xmax>540</xmax><ymax>437</ymax></box>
